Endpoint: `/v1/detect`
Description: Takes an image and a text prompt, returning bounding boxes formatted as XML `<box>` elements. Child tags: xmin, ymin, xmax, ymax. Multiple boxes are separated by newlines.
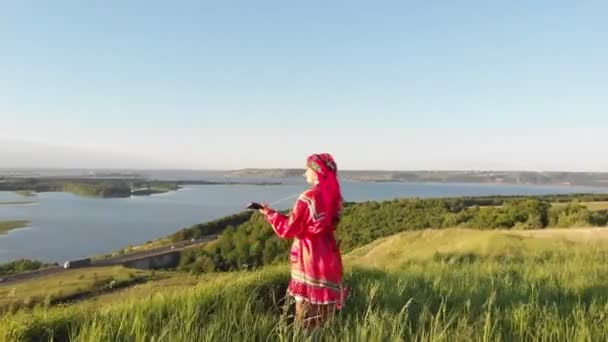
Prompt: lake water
<box><xmin>1</xmin><ymin>178</ymin><xmax>607</xmax><ymax>263</ymax></box>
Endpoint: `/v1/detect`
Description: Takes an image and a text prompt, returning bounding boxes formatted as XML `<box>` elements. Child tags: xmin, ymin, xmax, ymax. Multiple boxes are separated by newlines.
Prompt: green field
<box><xmin>0</xmin><ymin>220</ymin><xmax>29</xmax><ymax>235</ymax></box>
<box><xmin>3</xmin><ymin>228</ymin><xmax>608</xmax><ymax>340</ymax></box>
<box><xmin>582</xmin><ymin>201</ymin><xmax>608</xmax><ymax>211</ymax></box>
<box><xmin>550</xmin><ymin>201</ymin><xmax>608</xmax><ymax>211</ymax></box>
<box><xmin>0</xmin><ymin>266</ymin><xmax>154</xmax><ymax>315</ymax></box>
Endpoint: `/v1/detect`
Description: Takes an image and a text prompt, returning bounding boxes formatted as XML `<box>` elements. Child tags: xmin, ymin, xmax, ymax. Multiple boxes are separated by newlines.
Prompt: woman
<box><xmin>260</xmin><ymin>153</ymin><xmax>346</xmax><ymax>327</ymax></box>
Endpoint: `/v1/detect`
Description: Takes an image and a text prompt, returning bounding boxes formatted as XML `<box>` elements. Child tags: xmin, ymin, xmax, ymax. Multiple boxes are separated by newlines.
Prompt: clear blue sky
<box><xmin>1</xmin><ymin>1</ymin><xmax>607</xmax><ymax>171</ymax></box>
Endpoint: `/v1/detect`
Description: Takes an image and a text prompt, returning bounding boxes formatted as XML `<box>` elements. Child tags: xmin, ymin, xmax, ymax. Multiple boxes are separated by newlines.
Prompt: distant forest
<box><xmin>0</xmin><ymin>177</ymin><xmax>282</xmax><ymax>198</ymax></box>
<box><xmin>0</xmin><ymin>178</ymin><xmax>179</xmax><ymax>198</ymax></box>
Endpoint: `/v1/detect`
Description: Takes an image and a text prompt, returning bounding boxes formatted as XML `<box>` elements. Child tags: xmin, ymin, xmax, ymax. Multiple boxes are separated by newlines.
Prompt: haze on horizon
<box><xmin>1</xmin><ymin>2</ymin><xmax>607</xmax><ymax>172</ymax></box>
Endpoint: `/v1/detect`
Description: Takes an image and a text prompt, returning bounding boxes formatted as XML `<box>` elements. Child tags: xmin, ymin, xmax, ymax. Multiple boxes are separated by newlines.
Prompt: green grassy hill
<box><xmin>3</xmin><ymin>227</ymin><xmax>608</xmax><ymax>341</ymax></box>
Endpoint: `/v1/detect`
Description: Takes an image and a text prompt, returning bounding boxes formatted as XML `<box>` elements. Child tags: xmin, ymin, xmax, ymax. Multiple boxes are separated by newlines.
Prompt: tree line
<box><xmin>176</xmin><ymin>195</ymin><xmax>608</xmax><ymax>274</ymax></box>
<box><xmin>0</xmin><ymin>259</ymin><xmax>56</xmax><ymax>277</ymax></box>
<box><xmin>0</xmin><ymin>178</ymin><xmax>180</xmax><ymax>198</ymax></box>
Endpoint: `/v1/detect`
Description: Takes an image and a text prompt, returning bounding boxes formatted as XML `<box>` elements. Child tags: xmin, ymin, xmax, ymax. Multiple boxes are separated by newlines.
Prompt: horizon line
<box><xmin>1</xmin><ymin>167</ymin><xmax>608</xmax><ymax>174</ymax></box>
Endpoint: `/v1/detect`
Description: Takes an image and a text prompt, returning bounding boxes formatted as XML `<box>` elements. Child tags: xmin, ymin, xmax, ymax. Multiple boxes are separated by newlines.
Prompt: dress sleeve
<box><xmin>264</xmin><ymin>193</ymin><xmax>310</xmax><ymax>239</ymax></box>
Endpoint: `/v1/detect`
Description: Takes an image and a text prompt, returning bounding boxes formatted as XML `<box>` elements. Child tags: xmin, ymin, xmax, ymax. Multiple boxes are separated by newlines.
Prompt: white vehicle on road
<box><xmin>62</xmin><ymin>258</ymin><xmax>91</xmax><ymax>269</ymax></box>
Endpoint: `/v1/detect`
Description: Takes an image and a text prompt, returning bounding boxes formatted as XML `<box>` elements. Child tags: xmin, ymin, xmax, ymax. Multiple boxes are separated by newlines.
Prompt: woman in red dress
<box><xmin>260</xmin><ymin>153</ymin><xmax>346</xmax><ymax>327</ymax></box>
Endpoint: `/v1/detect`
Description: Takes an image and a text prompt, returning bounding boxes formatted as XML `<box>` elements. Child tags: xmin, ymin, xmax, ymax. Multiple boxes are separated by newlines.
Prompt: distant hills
<box><xmin>2</xmin><ymin>167</ymin><xmax>608</xmax><ymax>187</ymax></box>
<box><xmin>226</xmin><ymin>168</ymin><xmax>305</xmax><ymax>178</ymax></box>
<box><xmin>225</xmin><ymin>169</ymin><xmax>608</xmax><ymax>187</ymax></box>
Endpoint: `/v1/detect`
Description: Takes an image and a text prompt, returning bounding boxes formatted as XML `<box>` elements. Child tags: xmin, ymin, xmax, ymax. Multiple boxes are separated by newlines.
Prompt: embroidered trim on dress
<box><xmin>298</xmin><ymin>194</ymin><xmax>326</xmax><ymax>222</ymax></box>
<box><xmin>291</xmin><ymin>270</ymin><xmax>342</xmax><ymax>292</ymax></box>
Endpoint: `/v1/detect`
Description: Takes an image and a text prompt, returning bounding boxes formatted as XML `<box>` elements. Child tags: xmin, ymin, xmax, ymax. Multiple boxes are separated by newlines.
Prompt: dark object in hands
<box><xmin>246</xmin><ymin>202</ymin><xmax>264</xmax><ymax>210</ymax></box>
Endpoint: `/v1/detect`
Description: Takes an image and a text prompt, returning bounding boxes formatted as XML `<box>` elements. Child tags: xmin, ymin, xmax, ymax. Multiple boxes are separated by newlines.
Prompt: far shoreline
<box><xmin>355</xmin><ymin>179</ymin><xmax>608</xmax><ymax>188</ymax></box>
<box><xmin>0</xmin><ymin>220</ymin><xmax>31</xmax><ymax>235</ymax></box>
<box><xmin>0</xmin><ymin>201</ymin><xmax>36</xmax><ymax>206</ymax></box>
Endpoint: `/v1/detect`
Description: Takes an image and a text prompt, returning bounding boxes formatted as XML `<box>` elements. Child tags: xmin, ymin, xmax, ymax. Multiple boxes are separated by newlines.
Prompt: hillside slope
<box><xmin>3</xmin><ymin>228</ymin><xmax>608</xmax><ymax>340</ymax></box>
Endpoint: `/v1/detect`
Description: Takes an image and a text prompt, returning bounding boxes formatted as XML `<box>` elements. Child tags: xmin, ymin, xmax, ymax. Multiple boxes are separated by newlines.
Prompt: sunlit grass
<box><xmin>0</xmin><ymin>266</ymin><xmax>153</xmax><ymax>314</ymax></box>
<box><xmin>3</xmin><ymin>228</ymin><xmax>608</xmax><ymax>340</ymax></box>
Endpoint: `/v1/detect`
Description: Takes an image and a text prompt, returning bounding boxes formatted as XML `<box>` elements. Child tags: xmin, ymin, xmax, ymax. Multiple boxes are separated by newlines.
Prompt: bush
<box><xmin>590</xmin><ymin>210</ymin><xmax>608</xmax><ymax>226</ymax></box>
<box><xmin>549</xmin><ymin>203</ymin><xmax>592</xmax><ymax>227</ymax></box>
<box><xmin>0</xmin><ymin>259</ymin><xmax>54</xmax><ymax>277</ymax></box>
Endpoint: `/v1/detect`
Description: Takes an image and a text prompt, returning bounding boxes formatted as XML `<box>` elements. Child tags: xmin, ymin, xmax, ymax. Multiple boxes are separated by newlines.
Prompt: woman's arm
<box><xmin>263</xmin><ymin>195</ymin><xmax>310</xmax><ymax>239</ymax></box>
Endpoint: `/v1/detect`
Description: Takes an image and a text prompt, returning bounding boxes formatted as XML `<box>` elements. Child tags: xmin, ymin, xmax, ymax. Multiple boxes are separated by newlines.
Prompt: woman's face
<box><xmin>304</xmin><ymin>167</ymin><xmax>317</xmax><ymax>184</ymax></box>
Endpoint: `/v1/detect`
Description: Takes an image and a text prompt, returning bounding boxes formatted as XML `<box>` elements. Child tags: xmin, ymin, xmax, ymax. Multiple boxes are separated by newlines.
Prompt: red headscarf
<box><xmin>307</xmin><ymin>153</ymin><xmax>343</xmax><ymax>223</ymax></box>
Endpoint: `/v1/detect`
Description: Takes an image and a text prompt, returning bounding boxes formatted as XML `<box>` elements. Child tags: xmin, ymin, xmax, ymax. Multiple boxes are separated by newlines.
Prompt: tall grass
<box><xmin>3</xmin><ymin>230</ymin><xmax>608</xmax><ymax>341</ymax></box>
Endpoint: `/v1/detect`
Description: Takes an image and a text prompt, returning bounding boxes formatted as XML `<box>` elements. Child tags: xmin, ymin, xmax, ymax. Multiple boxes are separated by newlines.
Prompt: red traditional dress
<box><xmin>264</xmin><ymin>185</ymin><xmax>346</xmax><ymax>308</ymax></box>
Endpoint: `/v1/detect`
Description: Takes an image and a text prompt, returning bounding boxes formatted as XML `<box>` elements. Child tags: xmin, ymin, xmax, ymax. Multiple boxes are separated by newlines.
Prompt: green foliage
<box><xmin>178</xmin><ymin>214</ymin><xmax>291</xmax><ymax>272</ymax></box>
<box><xmin>337</xmin><ymin>199</ymin><xmax>451</xmax><ymax>251</ymax></box>
<box><xmin>0</xmin><ymin>178</ymin><xmax>179</xmax><ymax>198</ymax></box>
<box><xmin>170</xmin><ymin>211</ymin><xmax>253</xmax><ymax>242</ymax></box>
<box><xmin>590</xmin><ymin>210</ymin><xmax>608</xmax><ymax>226</ymax></box>
<box><xmin>549</xmin><ymin>202</ymin><xmax>592</xmax><ymax>227</ymax></box>
<box><xmin>61</xmin><ymin>182</ymin><xmax>132</xmax><ymax>198</ymax></box>
<box><xmin>177</xmin><ymin>196</ymin><xmax>607</xmax><ymax>274</ymax></box>
<box><xmin>0</xmin><ymin>259</ymin><xmax>55</xmax><ymax>277</ymax></box>
<box><xmin>403</xmin><ymin>193</ymin><xmax>608</xmax><ymax>209</ymax></box>
<box><xmin>460</xmin><ymin>199</ymin><xmax>550</xmax><ymax>230</ymax></box>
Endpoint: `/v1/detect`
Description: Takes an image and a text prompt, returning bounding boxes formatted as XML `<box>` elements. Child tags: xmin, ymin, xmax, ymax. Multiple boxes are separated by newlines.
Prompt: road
<box><xmin>0</xmin><ymin>235</ymin><xmax>217</xmax><ymax>285</ymax></box>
